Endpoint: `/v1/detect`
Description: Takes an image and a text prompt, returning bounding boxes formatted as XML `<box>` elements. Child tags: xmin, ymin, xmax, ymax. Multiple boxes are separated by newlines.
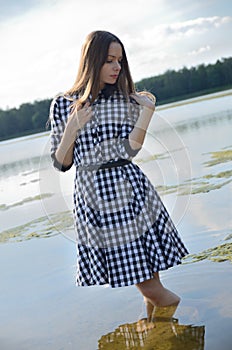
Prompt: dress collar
<box><xmin>101</xmin><ymin>83</ymin><xmax>118</xmax><ymax>99</ymax></box>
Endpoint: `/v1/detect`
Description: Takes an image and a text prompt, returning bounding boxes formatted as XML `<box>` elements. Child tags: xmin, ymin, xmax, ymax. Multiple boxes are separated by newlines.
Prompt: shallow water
<box><xmin>0</xmin><ymin>91</ymin><xmax>231</xmax><ymax>349</ymax></box>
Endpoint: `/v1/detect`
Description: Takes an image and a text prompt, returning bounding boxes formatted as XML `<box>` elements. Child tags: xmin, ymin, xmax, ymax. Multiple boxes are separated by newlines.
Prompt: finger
<box><xmin>130</xmin><ymin>93</ymin><xmax>141</xmax><ymax>104</ymax></box>
<box><xmin>82</xmin><ymin>102</ymin><xmax>90</xmax><ymax>110</ymax></box>
<box><xmin>86</xmin><ymin>106</ymin><xmax>92</xmax><ymax>114</ymax></box>
<box><xmin>130</xmin><ymin>93</ymin><xmax>139</xmax><ymax>98</ymax></box>
<box><xmin>130</xmin><ymin>93</ymin><xmax>139</xmax><ymax>101</ymax></box>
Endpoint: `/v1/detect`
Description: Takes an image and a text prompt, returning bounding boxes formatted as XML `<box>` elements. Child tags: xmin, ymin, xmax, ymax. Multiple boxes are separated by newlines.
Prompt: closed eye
<box><xmin>106</xmin><ymin>59</ymin><xmax>122</xmax><ymax>64</ymax></box>
<box><xmin>106</xmin><ymin>55</ymin><xmax>123</xmax><ymax>64</ymax></box>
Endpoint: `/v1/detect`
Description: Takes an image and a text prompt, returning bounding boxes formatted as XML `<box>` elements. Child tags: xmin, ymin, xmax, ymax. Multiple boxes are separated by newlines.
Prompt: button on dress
<box><xmin>50</xmin><ymin>89</ymin><xmax>188</xmax><ymax>288</ymax></box>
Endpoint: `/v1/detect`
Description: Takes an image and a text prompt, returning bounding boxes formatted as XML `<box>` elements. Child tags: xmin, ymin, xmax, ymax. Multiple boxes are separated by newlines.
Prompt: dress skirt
<box><xmin>74</xmin><ymin>162</ymin><xmax>188</xmax><ymax>288</ymax></box>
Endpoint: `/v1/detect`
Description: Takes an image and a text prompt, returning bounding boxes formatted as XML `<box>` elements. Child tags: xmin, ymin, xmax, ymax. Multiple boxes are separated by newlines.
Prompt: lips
<box><xmin>110</xmin><ymin>75</ymin><xmax>118</xmax><ymax>79</ymax></box>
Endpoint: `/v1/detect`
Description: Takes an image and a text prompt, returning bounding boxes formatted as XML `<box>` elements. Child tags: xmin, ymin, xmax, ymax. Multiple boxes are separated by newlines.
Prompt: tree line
<box><xmin>0</xmin><ymin>99</ymin><xmax>52</xmax><ymax>141</ymax></box>
<box><xmin>136</xmin><ymin>57</ymin><xmax>232</xmax><ymax>103</ymax></box>
<box><xmin>0</xmin><ymin>57</ymin><xmax>232</xmax><ymax>141</ymax></box>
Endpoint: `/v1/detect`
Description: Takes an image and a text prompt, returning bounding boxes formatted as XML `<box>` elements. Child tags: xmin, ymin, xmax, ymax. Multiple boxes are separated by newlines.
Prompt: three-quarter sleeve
<box><xmin>115</xmin><ymin>101</ymin><xmax>142</xmax><ymax>159</ymax></box>
<box><xmin>49</xmin><ymin>96</ymin><xmax>73</xmax><ymax>172</ymax></box>
<box><xmin>115</xmin><ymin>127</ymin><xmax>141</xmax><ymax>159</ymax></box>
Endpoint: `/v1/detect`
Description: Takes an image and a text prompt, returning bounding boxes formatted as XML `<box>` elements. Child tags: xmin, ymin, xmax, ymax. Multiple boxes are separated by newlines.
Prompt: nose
<box><xmin>113</xmin><ymin>61</ymin><xmax>121</xmax><ymax>71</ymax></box>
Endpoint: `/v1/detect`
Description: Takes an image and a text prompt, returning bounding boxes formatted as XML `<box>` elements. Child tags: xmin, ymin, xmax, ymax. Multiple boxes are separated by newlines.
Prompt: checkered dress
<box><xmin>50</xmin><ymin>89</ymin><xmax>188</xmax><ymax>288</ymax></box>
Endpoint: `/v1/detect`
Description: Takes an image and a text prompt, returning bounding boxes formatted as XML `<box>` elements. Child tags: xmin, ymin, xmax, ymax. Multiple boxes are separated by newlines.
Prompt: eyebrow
<box><xmin>107</xmin><ymin>54</ymin><xmax>123</xmax><ymax>59</ymax></box>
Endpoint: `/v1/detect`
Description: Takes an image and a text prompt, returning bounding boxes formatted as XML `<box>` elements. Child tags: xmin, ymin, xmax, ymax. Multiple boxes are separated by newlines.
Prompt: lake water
<box><xmin>0</xmin><ymin>90</ymin><xmax>232</xmax><ymax>350</ymax></box>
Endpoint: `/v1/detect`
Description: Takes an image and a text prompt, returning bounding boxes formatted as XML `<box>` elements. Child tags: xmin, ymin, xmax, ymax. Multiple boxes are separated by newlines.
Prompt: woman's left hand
<box><xmin>130</xmin><ymin>92</ymin><xmax>156</xmax><ymax>111</ymax></box>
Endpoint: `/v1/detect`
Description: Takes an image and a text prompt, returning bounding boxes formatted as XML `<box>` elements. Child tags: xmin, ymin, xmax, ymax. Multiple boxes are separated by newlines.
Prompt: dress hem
<box><xmin>75</xmin><ymin>256</ymin><xmax>187</xmax><ymax>289</ymax></box>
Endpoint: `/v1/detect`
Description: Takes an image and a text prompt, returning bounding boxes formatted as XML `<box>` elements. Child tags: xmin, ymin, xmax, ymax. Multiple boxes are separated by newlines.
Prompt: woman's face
<box><xmin>99</xmin><ymin>42</ymin><xmax>122</xmax><ymax>89</ymax></box>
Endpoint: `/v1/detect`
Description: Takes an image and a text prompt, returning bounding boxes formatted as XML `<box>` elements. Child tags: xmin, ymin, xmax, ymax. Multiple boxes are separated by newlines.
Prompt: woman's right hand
<box><xmin>54</xmin><ymin>102</ymin><xmax>93</xmax><ymax>168</ymax></box>
<box><xmin>67</xmin><ymin>102</ymin><xmax>93</xmax><ymax>134</ymax></box>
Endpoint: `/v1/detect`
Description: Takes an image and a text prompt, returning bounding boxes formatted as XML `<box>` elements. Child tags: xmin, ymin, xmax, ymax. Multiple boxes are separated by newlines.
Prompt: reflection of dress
<box><xmin>98</xmin><ymin>318</ymin><xmax>205</xmax><ymax>350</ymax></box>
<box><xmin>50</xmin><ymin>88</ymin><xmax>188</xmax><ymax>288</ymax></box>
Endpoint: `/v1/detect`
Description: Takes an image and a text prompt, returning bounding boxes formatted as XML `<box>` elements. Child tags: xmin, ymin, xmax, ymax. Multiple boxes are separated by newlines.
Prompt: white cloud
<box><xmin>0</xmin><ymin>0</ymin><xmax>232</xmax><ymax>109</ymax></box>
<box><xmin>162</xmin><ymin>16</ymin><xmax>232</xmax><ymax>38</ymax></box>
<box><xmin>188</xmin><ymin>45</ymin><xmax>211</xmax><ymax>56</ymax></box>
<box><xmin>124</xmin><ymin>15</ymin><xmax>232</xmax><ymax>78</ymax></box>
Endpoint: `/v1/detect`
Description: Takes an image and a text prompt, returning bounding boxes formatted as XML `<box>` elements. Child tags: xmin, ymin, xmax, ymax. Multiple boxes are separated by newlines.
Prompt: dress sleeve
<box><xmin>49</xmin><ymin>96</ymin><xmax>73</xmax><ymax>172</ymax></box>
<box><xmin>115</xmin><ymin>131</ymin><xmax>141</xmax><ymax>159</ymax></box>
<box><xmin>115</xmin><ymin>101</ymin><xmax>142</xmax><ymax>159</ymax></box>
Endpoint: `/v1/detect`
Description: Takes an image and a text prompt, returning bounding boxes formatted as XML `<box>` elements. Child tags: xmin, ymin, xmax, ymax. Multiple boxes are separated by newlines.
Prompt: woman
<box><xmin>49</xmin><ymin>30</ymin><xmax>188</xmax><ymax>311</ymax></box>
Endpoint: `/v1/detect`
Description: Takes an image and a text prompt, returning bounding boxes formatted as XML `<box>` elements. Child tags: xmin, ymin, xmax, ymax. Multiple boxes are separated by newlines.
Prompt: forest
<box><xmin>0</xmin><ymin>57</ymin><xmax>232</xmax><ymax>141</ymax></box>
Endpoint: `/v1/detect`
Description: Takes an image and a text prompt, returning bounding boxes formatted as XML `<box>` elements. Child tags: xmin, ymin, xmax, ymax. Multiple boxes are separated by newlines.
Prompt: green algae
<box><xmin>0</xmin><ymin>193</ymin><xmax>53</xmax><ymax>211</ymax></box>
<box><xmin>136</xmin><ymin>146</ymin><xmax>189</xmax><ymax>165</ymax></box>
<box><xmin>203</xmin><ymin>169</ymin><xmax>232</xmax><ymax>179</ymax></box>
<box><xmin>155</xmin><ymin>146</ymin><xmax>232</xmax><ymax>196</ymax></box>
<box><xmin>156</xmin><ymin>178</ymin><xmax>232</xmax><ymax>196</ymax></box>
<box><xmin>0</xmin><ymin>210</ymin><xmax>74</xmax><ymax>244</ymax></box>
<box><xmin>136</xmin><ymin>152</ymin><xmax>168</xmax><ymax>164</ymax></box>
<box><xmin>155</xmin><ymin>184</ymin><xmax>178</xmax><ymax>195</ymax></box>
<box><xmin>186</xmin><ymin>179</ymin><xmax>232</xmax><ymax>195</ymax></box>
<box><xmin>184</xmin><ymin>243</ymin><xmax>232</xmax><ymax>264</ymax></box>
<box><xmin>204</xmin><ymin>149</ymin><xmax>232</xmax><ymax>167</ymax></box>
<box><xmin>1</xmin><ymin>144</ymin><xmax>231</xmax><ymax>244</ymax></box>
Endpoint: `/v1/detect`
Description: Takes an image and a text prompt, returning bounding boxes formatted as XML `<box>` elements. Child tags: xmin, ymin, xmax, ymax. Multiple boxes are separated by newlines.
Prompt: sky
<box><xmin>0</xmin><ymin>0</ymin><xmax>232</xmax><ymax>109</ymax></box>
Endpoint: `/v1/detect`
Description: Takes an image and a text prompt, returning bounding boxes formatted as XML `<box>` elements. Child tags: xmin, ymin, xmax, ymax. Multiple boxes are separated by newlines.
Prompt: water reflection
<box><xmin>0</xmin><ymin>154</ymin><xmax>50</xmax><ymax>179</ymax></box>
<box><xmin>173</xmin><ymin>109</ymin><xmax>232</xmax><ymax>134</ymax></box>
<box><xmin>98</xmin><ymin>305</ymin><xmax>205</xmax><ymax>350</ymax></box>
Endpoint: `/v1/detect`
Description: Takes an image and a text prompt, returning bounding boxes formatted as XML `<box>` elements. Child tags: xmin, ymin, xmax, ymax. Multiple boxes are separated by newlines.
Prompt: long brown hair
<box><xmin>65</xmin><ymin>30</ymin><xmax>135</xmax><ymax>110</ymax></box>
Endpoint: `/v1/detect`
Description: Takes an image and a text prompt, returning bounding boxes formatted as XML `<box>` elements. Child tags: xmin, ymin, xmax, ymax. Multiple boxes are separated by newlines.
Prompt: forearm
<box><xmin>55</xmin><ymin>123</ymin><xmax>78</xmax><ymax>167</ymax></box>
<box><xmin>51</xmin><ymin>101</ymin><xmax>92</xmax><ymax>171</ymax></box>
<box><xmin>128</xmin><ymin>107</ymin><xmax>154</xmax><ymax>150</ymax></box>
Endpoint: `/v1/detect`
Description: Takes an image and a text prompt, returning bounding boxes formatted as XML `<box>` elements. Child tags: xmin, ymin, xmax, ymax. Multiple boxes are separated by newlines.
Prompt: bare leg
<box><xmin>144</xmin><ymin>273</ymin><xmax>159</xmax><ymax>320</ymax></box>
<box><xmin>136</xmin><ymin>272</ymin><xmax>180</xmax><ymax>308</ymax></box>
<box><xmin>144</xmin><ymin>297</ymin><xmax>154</xmax><ymax>322</ymax></box>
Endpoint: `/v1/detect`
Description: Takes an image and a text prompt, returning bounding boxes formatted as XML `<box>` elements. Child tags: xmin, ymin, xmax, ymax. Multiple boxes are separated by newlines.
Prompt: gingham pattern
<box><xmin>50</xmin><ymin>90</ymin><xmax>188</xmax><ymax>288</ymax></box>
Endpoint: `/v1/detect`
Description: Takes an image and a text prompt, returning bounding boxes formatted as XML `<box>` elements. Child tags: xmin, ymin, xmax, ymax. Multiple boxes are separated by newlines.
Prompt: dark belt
<box><xmin>78</xmin><ymin>159</ymin><xmax>131</xmax><ymax>171</ymax></box>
